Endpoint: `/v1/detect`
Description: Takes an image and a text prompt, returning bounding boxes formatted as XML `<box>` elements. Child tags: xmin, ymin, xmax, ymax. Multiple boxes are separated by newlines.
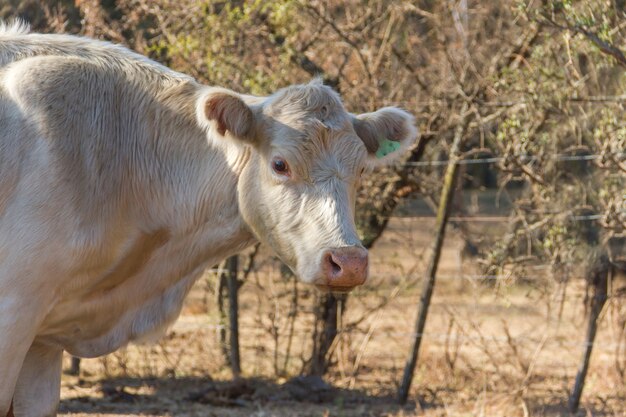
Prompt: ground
<box><xmin>58</xmin><ymin>217</ymin><xmax>625</xmax><ymax>417</ymax></box>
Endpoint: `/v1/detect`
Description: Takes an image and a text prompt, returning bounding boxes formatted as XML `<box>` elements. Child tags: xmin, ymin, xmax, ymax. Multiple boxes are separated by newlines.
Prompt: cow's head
<box><xmin>198</xmin><ymin>80</ymin><xmax>417</xmax><ymax>291</ymax></box>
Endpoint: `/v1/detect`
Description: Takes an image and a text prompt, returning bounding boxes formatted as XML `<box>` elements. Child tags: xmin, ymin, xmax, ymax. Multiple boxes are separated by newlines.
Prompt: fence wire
<box><xmin>171</xmin><ymin>322</ymin><xmax>625</xmax><ymax>353</ymax></box>
<box><xmin>399</xmin><ymin>152</ymin><xmax>626</xmax><ymax>167</ymax></box>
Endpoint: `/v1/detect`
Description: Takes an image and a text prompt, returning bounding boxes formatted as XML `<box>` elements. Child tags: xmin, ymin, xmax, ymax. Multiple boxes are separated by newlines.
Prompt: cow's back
<box><xmin>0</xmin><ymin>22</ymin><xmax>201</xmax><ymax>221</ymax></box>
<box><xmin>0</xmin><ymin>20</ymin><xmax>183</xmax><ymax>77</ymax></box>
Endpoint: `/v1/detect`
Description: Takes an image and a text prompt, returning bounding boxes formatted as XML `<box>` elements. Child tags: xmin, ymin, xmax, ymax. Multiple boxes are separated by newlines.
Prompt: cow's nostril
<box><xmin>329</xmin><ymin>256</ymin><xmax>341</xmax><ymax>274</ymax></box>
<box><xmin>327</xmin><ymin>253</ymin><xmax>342</xmax><ymax>275</ymax></box>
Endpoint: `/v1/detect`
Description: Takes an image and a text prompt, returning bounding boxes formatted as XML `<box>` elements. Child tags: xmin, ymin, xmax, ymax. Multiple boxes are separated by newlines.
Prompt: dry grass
<box><xmin>58</xmin><ymin>218</ymin><xmax>626</xmax><ymax>417</ymax></box>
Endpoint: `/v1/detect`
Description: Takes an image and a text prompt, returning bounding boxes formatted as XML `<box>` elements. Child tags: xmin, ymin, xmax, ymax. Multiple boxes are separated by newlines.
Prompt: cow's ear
<box><xmin>199</xmin><ymin>88</ymin><xmax>256</xmax><ymax>141</ymax></box>
<box><xmin>352</xmin><ymin>107</ymin><xmax>417</xmax><ymax>166</ymax></box>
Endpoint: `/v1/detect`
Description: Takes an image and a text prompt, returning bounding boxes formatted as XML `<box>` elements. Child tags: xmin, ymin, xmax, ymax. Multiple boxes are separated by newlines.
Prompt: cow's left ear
<box><xmin>198</xmin><ymin>88</ymin><xmax>257</xmax><ymax>142</ymax></box>
<box><xmin>352</xmin><ymin>107</ymin><xmax>418</xmax><ymax>166</ymax></box>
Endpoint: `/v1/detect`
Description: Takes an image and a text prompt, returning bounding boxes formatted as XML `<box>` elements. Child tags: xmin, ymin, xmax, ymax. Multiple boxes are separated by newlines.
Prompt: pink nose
<box><xmin>320</xmin><ymin>246</ymin><xmax>369</xmax><ymax>291</ymax></box>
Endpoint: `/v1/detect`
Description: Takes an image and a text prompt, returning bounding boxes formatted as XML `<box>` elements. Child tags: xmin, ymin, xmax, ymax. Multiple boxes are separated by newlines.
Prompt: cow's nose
<box><xmin>321</xmin><ymin>246</ymin><xmax>368</xmax><ymax>291</ymax></box>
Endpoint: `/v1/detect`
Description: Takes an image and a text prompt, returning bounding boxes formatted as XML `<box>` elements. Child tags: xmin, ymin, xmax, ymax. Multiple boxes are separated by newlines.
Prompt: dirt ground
<box><xmin>58</xmin><ymin>217</ymin><xmax>626</xmax><ymax>417</ymax></box>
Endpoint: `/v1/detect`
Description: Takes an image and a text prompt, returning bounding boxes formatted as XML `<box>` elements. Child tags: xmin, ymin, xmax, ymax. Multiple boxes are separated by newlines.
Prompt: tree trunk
<box><xmin>217</xmin><ymin>264</ymin><xmax>230</xmax><ymax>364</ymax></box>
<box><xmin>568</xmin><ymin>257</ymin><xmax>609</xmax><ymax>413</ymax></box>
<box><xmin>216</xmin><ymin>255</ymin><xmax>241</xmax><ymax>377</ymax></box>
<box><xmin>226</xmin><ymin>255</ymin><xmax>241</xmax><ymax>376</ymax></box>
<box><xmin>398</xmin><ymin>104</ymin><xmax>469</xmax><ymax>404</ymax></box>
<box><xmin>68</xmin><ymin>357</ymin><xmax>81</xmax><ymax>376</ymax></box>
<box><xmin>308</xmin><ymin>293</ymin><xmax>346</xmax><ymax>375</ymax></box>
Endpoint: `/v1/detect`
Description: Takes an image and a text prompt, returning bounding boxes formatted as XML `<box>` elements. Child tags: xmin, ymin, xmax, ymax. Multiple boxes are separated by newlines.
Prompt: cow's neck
<box><xmin>141</xmin><ymin>81</ymin><xmax>256</xmax><ymax>249</ymax></box>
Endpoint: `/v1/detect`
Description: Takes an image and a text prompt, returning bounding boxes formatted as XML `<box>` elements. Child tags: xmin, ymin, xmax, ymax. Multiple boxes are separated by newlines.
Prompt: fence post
<box><xmin>398</xmin><ymin>105</ymin><xmax>469</xmax><ymax>403</ymax></box>
<box><xmin>568</xmin><ymin>257</ymin><xmax>609</xmax><ymax>412</ymax></box>
<box><xmin>308</xmin><ymin>293</ymin><xmax>345</xmax><ymax>375</ymax></box>
<box><xmin>68</xmin><ymin>357</ymin><xmax>81</xmax><ymax>376</ymax></box>
<box><xmin>226</xmin><ymin>255</ymin><xmax>241</xmax><ymax>377</ymax></box>
<box><xmin>217</xmin><ymin>265</ymin><xmax>230</xmax><ymax>365</ymax></box>
<box><xmin>216</xmin><ymin>255</ymin><xmax>241</xmax><ymax>376</ymax></box>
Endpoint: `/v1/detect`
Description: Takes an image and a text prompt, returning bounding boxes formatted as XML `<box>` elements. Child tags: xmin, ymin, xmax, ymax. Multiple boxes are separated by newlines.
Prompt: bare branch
<box><xmin>540</xmin><ymin>16</ymin><xmax>626</xmax><ymax>69</ymax></box>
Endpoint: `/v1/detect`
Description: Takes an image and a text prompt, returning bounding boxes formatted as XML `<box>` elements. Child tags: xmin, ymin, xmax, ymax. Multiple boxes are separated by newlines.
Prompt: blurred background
<box><xmin>1</xmin><ymin>1</ymin><xmax>625</xmax><ymax>416</ymax></box>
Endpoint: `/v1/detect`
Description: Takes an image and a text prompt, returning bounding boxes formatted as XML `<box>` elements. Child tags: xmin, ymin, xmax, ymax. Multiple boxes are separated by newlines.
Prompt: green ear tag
<box><xmin>375</xmin><ymin>139</ymin><xmax>401</xmax><ymax>159</ymax></box>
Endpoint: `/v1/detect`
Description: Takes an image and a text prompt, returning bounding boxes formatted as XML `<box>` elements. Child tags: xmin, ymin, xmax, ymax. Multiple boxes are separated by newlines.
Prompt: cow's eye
<box><xmin>272</xmin><ymin>158</ymin><xmax>290</xmax><ymax>176</ymax></box>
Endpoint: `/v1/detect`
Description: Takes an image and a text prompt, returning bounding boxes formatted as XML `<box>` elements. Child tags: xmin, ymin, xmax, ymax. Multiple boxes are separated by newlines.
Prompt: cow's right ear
<box><xmin>198</xmin><ymin>88</ymin><xmax>256</xmax><ymax>142</ymax></box>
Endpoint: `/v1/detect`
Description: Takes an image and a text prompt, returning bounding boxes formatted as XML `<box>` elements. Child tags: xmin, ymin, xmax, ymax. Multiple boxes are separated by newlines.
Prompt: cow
<box><xmin>0</xmin><ymin>20</ymin><xmax>417</xmax><ymax>417</ymax></box>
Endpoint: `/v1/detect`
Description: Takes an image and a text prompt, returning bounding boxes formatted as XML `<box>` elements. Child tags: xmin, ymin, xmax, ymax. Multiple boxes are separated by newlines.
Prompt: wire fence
<box><xmin>381</xmin><ymin>95</ymin><xmax>626</xmax><ymax>107</ymax></box>
<box><xmin>433</xmin><ymin>214</ymin><xmax>611</xmax><ymax>222</ymax></box>
<box><xmin>399</xmin><ymin>152</ymin><xmax>626</xmax><ymax>167</ymax></box>
<box><xmin>170</xmin><ymin>322</ymin><xmax>625</xmax><ymax>352</ymax></box>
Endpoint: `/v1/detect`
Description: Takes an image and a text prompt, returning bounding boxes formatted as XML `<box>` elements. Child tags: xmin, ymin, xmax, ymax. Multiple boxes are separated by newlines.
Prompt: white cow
<box><xmin>0</xmin><ymin>20</ymin><xmax>416</xmax><ymax>417</ymax></box>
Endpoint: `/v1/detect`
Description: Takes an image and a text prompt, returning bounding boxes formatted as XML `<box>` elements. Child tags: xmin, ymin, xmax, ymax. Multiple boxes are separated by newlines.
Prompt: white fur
<box><xmin>0</xmin><ymin>19</ymin><xmax>30</xmax><ymax>36</ymax></box>
<box><xmin>0</xmin><ymin>21</ymin><xmax>416</xmax><ymax>416</ymax></box>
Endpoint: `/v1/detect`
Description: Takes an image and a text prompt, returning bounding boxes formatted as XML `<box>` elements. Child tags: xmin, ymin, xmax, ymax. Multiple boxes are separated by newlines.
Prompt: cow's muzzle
<box><xmin>316</xmin><ymin>246</ymin><xmax>368</xmax><ymax>292</ymax></box>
